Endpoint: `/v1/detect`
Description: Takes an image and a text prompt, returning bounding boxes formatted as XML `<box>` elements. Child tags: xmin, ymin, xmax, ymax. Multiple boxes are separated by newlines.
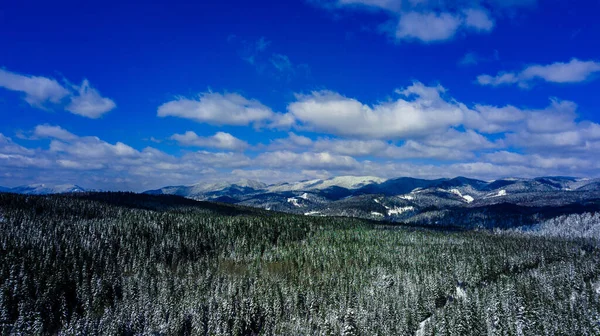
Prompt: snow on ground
<box><xmin>268</xmin><ymin>176</ymin><xmax>385</xmax><ymax>192</ymax></box>
<box><xmin>398</xmin><ymin>195</ymin><xmax>414</xmax><ymax>200</ymax></box>
<box><xmin>455</xmin><ymin>286</ymin><xmax>467</xmax><ymax>299</ymax></box>
<box><xmin>387</xmin><ymin>206</ymin><xmax>415</xmax><ymax>216</ymax></box>
<box><xmin>488</xmin><ymin>189</ymin><xmax>507</xmax><ymax>198</ymax></box>
<box><xmin>449</xmin><ymin>189</ymin><xmax>474</xmax><ymax>203</ymax></box>
<box><xmin>415</xmin><ymin>316</ymin><xmax>431</xmax><ymax>336</ymax></box>
<box><xmin>317</xmin><ymin>176</ymin><xmax>386</xmax><ymax>190</ymax></box>
<box><xmin>287</xmin><ymin>197</ymin><xmax>301</xmax><ymax>207</ymax></box>
<box><xmin>371</xmin><ymin>212</ymin><xmax>384</xmax><ymax>217</ymax></box>
<box><xmin>299</xmin><ymin>193</ymin><xmax>309</xmax><ymax>200</ymax></box>
<box><xmin>304</xmin><ymin>211</ymin><xmax>321</xmax><ymax>216</ymax></box>
<box><xmin>374</xmin><ymin>198</ymin><xmax>380</xmax><ymax>204</ymax></box>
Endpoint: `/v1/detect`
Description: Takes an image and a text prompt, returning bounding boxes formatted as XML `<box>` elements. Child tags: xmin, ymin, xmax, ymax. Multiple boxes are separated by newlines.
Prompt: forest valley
<box><xmin>1</xmin><ymin>192</ymin><xmax>599</xmax><ymax>335</ymax></box>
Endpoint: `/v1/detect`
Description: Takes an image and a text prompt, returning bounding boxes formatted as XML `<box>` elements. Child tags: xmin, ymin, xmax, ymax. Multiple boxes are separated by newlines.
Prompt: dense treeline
<box><xmin>0</xmin><ymin>192</ymin><xmax>599</xmax><ymax>335</ymax></box>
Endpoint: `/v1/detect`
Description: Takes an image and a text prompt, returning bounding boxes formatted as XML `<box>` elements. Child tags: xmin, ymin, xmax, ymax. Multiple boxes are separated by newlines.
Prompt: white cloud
<box><xmin>0</xmin><ymin>68</ymin><xmax>116</xmax><ymax>117</ymax></box>
<box><xmin>485</xmin><ymin>151</ymin><xmax>597</xmax><ymax>171</ymax></box>
<box><xmin>49</xmin><ymin>138</ymin><xmax>138</xmax><ymax>160</ymax></box>
<box><xmin>420</xmin><ymin>128</ymin><xmax>498</xmax><ymax>150</ymax></box>
<box><xmin>66</xmin><ymin>79</ymin><xmax>116</xmax><ymax>118</ymax></box>
<box><xmin>462</xmin><ymin>8</ymin><xmax>494</xmax><ymax>31</ymax></box>
<box><xmin>394</xmin><ymin>8</ymin><xmax>493</xmax><ymax>43</ymax></box>
<box><xmin>265</xmin><ymin>128</ymin><xmax>495</xmax><ymax>161</ymax></box>
<box><xmin>285</xmin><ymin>82</ymin><xmax>465</xmax><ymax>138</ymax></box>
<box><xmin>0</xmin><ymin>134</ymin><xmax>34</xmax><ymax>155</ymax></box>
<box><xmin>0</xmin><ymin>68</ymin><xmax>70</xmax><ymax>106</ymax></box>
<box><xmin>171</xmin><ymin>131</ymin><xmax>249</xmax><ymax>151</ymax></box>
<box><xmin>315</xmin><ymin>0</ymin><xmax>502</xmax><ymax>43</ymax></box>
<box><xmin>476</xmin><ymin>73</ymin><xmax>519</xmax><ymax>86</ymax></box>
<box><xmin>478</xmin><ymin>58</ymin><xmax>600</xmax><ymax>87</ymax></box>
<box><xmin>33</xmin><ymin>125</ymin><xmax>77</xmax><ymax>141</ymax></box>
<box><xmin>256</xmin><ymin>151</ymin><xmax>360</xmax><ymax>170</ymax></box>
<box><xmin>395</xmin><ymin>12</ymin><xmax>463</xmax><ymax>42</ymax></box>
<box><xmin>157</xmin><ymin>92</ymin><xmax>275</xmax><ymax>126</ymax></box>
<box><xmin>465</xmin><ymin>99</ymin><xmax>577</xmax><ymax>134</ymax></box>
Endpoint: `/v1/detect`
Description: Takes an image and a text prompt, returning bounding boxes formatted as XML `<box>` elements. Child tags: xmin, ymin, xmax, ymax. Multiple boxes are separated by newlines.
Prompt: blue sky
<box><xmin>1</xmin><ymin>0</ymin><xmax>600</xmax><ymax>191</ymax></box>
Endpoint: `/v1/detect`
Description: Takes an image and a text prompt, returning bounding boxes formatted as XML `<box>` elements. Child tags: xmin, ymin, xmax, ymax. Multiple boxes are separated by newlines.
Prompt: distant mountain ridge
<box><xmin>3</xmin><ymin>176</ymin><xmax>600</xmax><ymax>230</ymax></box>
<box><xmin>142</xmin><ymin>175</ymin><xmax>600</xmax><ymax>229</ymax></box>
<box><xmin>0</xmin><ymin>184</ymin><xmax>87</xmax><ymax>195</ymax></box>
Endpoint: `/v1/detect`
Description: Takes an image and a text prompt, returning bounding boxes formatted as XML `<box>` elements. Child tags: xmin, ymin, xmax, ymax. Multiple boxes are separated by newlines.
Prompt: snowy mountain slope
<box><xmin>267</xmin><ymin>176</ymin><xmax>386</xmax><ymax>192</ymax></box>
<box><xmin>144</xmin><ymin>179</ymin><xmax>267</xmax><ymax>200</ymax></box>
<box><xmin>3</xmin><ymin>175</ymin><xmax>587</xmax><ymax>229</ymax></box>
<box><xmin>510</xmin><ymin>212</ymin><xmax>600</xmax><ymax>239</ymax></box>
<box><xmin>2</xmin><ymin>184</ymin><xmax>87</xmax><ymax>195</ymax></box>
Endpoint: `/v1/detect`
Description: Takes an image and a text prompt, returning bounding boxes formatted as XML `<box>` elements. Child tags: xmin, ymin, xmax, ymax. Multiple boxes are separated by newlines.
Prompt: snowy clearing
<box><xmin>449</xmin><ymin>189</ymin><xmax>474</xmax><ymax>203</ymax></box>
<box><xmin>387</xmin><ymin>206</ymin><xmax>415</xmax><ymax>216</ymax></box>
<box><xmin>287</xmin><ymin>197</ymin><xmax>301</xmax><ymax>207</ymax></box>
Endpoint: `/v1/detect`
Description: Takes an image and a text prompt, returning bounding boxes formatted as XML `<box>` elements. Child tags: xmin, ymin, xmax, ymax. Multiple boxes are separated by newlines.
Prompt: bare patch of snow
<box><xmin>299</xmin><ymin>193</ymin><xmax>309</xmax><ymax>200</ymax></box>
<box><xmin>398</xmin><ymin>194</ymin><xmax>414</xmax><ymax>200</ymax></box>
<box><xmin>287</xmin><ymin>197</ymin><xmax>301</xmax><ymax>207</ymax></box>
<box><xmin>416</xmin><ymin>316</ymin><xmax>431</xmax><ymax>336</ymax></box>
<box><xmin>304</xmin><ymin>211</ymin><xmax>321</xmax><ymax>216</ymax></box>
<box><xmin>371</xmin><ymin>212</ymin><xmax>384</xmax><ymax>217</ymax></box>
<box><xmin>449</xmin><ymin>189</ymin><xmax>474</xmax><ymax>203</ymax></box>
<box><xmin>455</xmin><ymin>286</ymin><xmax>467</xmax><ymax>300</ymax></box>
<box><xmin>387</xmin><ymin>206</ymin><xmax>415</xmax><ymax>216</ymax></box>
<box><xmin>491</xmin><ymin>189</ymin><xmax>507</xmax><ymax>197</ymax></box>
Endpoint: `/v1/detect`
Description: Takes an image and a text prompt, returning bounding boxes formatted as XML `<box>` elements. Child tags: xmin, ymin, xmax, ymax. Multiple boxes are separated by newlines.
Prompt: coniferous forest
<box><xmin>1</xmin><ymin>192</ymin><xmax>599</xmax><ymax>335</ymax></box>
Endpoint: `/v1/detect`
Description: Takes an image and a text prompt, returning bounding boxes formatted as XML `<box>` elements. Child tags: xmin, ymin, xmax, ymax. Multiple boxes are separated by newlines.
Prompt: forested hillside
<box><xmin>1</xmin><ymin>193</ymin><xmax>599</xmax><ymax>335</ymax></box>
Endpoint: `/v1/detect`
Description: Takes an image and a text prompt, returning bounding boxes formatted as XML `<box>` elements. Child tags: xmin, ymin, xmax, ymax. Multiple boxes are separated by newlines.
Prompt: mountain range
<box><xmin>144</xmin><ymin>175</ymin><xmax>600</xmax><ymax>229</ymax></box>
<box><xmin>0</xmin><ymin>184</ymin><xmax>87</xmax><ymax>195</ymax></box>
<box><xmin>3</xmin><ymin>176</ymin><xmax>600</xmax><ymax>229</ymax></box>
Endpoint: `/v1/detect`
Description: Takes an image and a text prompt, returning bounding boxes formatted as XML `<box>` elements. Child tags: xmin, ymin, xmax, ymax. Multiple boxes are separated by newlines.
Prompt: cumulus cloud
<box><xmin>0</xmin><ymin>68</ymin><xmax>70</xmax><ymax>106</ymax></box>
<box><xmin>171</xmin><ymin>131</ymin><xmax>249</xmax><ymax>151</ymax></box>
<box><xmin>0</xmin><ymin>68</ymin><xmax>115</xmax><ymax>117</ymax></box>
<box><xmin>462</xmin><ymin>8</ymin><xmax>495</xmax><ymax>31</ymax></box>
<box><xmin>66</xmin><ymin>79</ymin><xmax>116</xmax><ymax>118</ymax></box>
<box><xmin>314</xmin><ymin>0</ymin><xmax>503</xmax><ymax>43</ymax></box>
<box><xmin>157</xmin><ymin>92</ymin><xmax>275</xmax><ymax>126</ymax></box>
<box><xmin>393</xmin><ymin>9</ymin><xmax>493</xmax><ymax>43</ymax></box>
<box><xmin>257</xmin><ymin>151</ymin><xmax>360</xmax><ymax>170</ymax></box>
<box><xmin>465</xmin><ymin>99</ymin><xmax>577</xmax><ymax>134</ymax></box>
<box><xmin>2</xmin><ymin>123</ymin><xmax>600</xmax><ymax>190</ymax></box>
<box><xmin>0</xmin><ymin>134</ymin><xmax>34</xmax><ymax>156</ymax></box>
<box><xmin>394</xmin><ymin>12</ymin><xmax>462</xmax><ymax>42</ymax></box>
<box><xmin>284</xmin><ymin>82</ymin><xmax>465</xmax><ymax>138</ymax></box>
<box><xmin>264</xmin><ymin>128</ymin><xmax>496</xmax><ymax>161</ymax></box>
<box><xmin>477</xmin><ymin>58</ymin><xmax>600</xmax><ymax>88</ymax></box>
<box><xmin>465</xmin><ymin>99</ymin><xmax>600</xmax><ymax>157</ymax></box>
<box><xmin>33</xmin><ymin>125</ymin><xmax>78</xmax><ymax>141</ymax></box>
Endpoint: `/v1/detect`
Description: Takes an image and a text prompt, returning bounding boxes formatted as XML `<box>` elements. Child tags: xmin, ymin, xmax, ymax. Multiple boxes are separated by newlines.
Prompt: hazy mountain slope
<box><xmin>267</xmin><ymin>176</ymin><xmax>386</xmax><ymax>192</ymax></box>
<box><xmin>1</xmin><ymin>184</ymin><xmax>87</xmax><ymax>195</ymax></box>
